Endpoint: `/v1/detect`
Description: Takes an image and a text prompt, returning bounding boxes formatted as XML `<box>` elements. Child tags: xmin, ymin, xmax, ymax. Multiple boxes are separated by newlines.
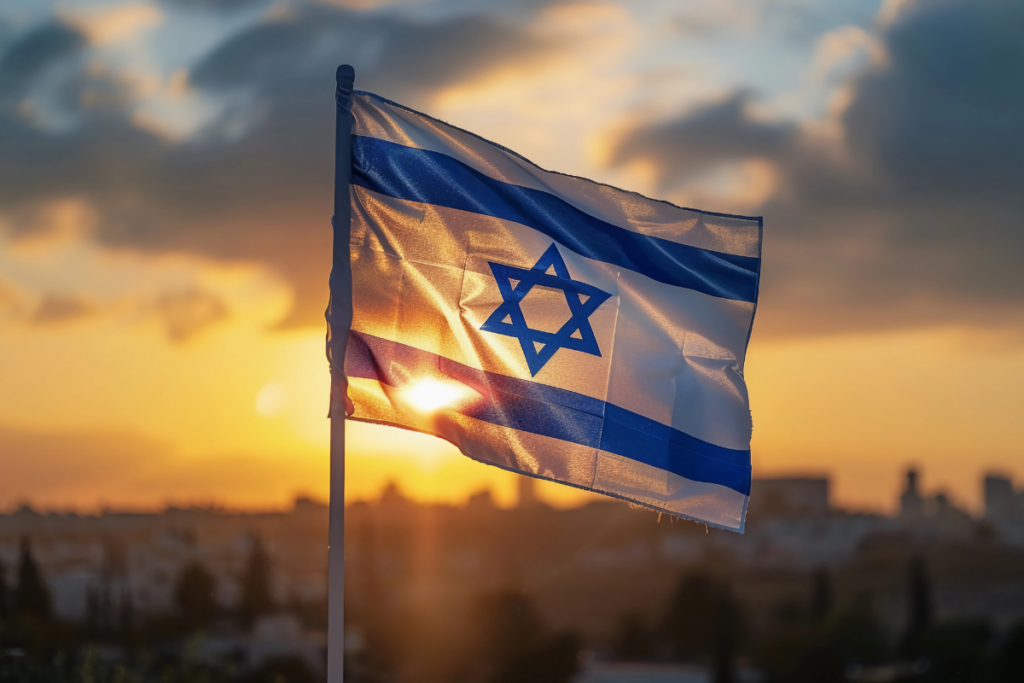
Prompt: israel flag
<box><xmin>330</xmin><ymin>91</ymin><xmax>762</xmax><ymax>532</ymax></box>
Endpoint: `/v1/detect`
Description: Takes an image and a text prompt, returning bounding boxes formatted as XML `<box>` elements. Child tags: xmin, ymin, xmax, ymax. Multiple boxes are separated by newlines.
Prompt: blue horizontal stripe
<box><xmin>345</xmin><ymin>331</ymin><xmax>751</xmax><ymax>495</ymax></box>
<box><xmin>351</xmin><ymin>136</ymin><xmax>760</xmax><ymax>303</ymax></box>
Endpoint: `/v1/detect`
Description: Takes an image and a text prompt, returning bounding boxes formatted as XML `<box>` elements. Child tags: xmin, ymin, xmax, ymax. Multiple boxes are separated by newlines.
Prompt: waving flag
<box><xmin>330</xmin><ymin>91</ymin><xmax>762</xmax><ymax>531</ymax></box>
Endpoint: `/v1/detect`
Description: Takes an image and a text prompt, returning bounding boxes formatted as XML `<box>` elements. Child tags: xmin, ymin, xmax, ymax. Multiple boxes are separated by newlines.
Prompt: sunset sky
<box><xmin>1</xmin><ymin>0</ymin><xmax>1021</xmax><ymax>514</ymax></box>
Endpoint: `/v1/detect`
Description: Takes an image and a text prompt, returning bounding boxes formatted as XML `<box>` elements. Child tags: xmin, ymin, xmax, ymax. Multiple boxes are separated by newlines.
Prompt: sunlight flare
<box><xmin>255</xmin><ymin>382</ymin><xmax>287</xmax><ymax>417</ymax></box>
<box><xmin>401</xmin><ymin>378</ymin><xmax>475</xmax><ymax>413</ymax></box>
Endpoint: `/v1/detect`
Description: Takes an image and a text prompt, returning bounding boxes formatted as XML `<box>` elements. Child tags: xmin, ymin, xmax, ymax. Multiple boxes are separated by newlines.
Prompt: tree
<box><xmin>755</xmin><ymin>604</ymin><xmax>889</xmax><ymax>683</ymax></box>
<box><xmin>465</xmin><ymin>589</ymin><xmax>579</xmax><ymax>683</ymax></box>
<box><xmin>14</xmin><ymin>536</ymin><xmax>51</xmax><ymax>620</ymax></box>
<box><xmin>495</xmin><ymin>632</ymin><xmax>580</xmax><ymax>683</ymax></box>
<box><xmin>810</xmin><ymin>567</ymin><xmax>834</xmax><ymax>623</ymax></box>
<box><xmin>989</xmin><ymin>618</ymin><xmax>1024</xmax><ymax>682</ymax></box>
<box><xmin>710</xmin><ymin>584</ymin><xmax>743</xmax><ymax>683</ymax></box>
<box><xmin>475</xmin><ymin>590</ymin><xmax>546</xmax><ymax>672</ymax></box>
<box><xmin>919</xmin><ymin>620</ymin><xmax>992</xmax><ymax>683</ymax></box>
<box><xmin>175</xmin><ymin>562</ymin><xmax>219</xmax><ymax>629</ymax></box>
<box><xmin>239</xmin><ymin>536</ymin><xmax>274</xmax><ymax>627</ymax></box>
<box><xmin>660</xmin><ymin>572</ymin><xmax>719</xmax><ymax>660</ymax></box>
<box><xmin>901</xmin><ymin>555</ymin><xmax>932</xmax><ymax>656</ymax></box>
<box><xmin>0</xmin><ymin>556</ymin><xmax>8</xmax><ymax>620</ymax></box>
<box><xmin>613</xmin><ymin>612</ymin><xmax>654</xmax><ymax>661</ymax></box>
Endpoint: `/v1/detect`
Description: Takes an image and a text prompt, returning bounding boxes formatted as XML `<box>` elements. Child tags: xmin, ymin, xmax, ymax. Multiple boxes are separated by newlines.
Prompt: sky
<box><xmin>0</xmin><ymin>0</ymin><xmax>1022</xmax><ymax>514</ymax></box>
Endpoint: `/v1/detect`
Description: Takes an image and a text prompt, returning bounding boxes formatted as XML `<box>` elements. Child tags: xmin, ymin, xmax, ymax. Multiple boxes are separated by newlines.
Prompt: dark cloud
<box><xmin>0</xmin><ymin>21</ymin><xmax>84</xmax><ymax>102</ymax></box>
<box><xmin>156</xmin><ymin>288</ymin><xmax>228</xmax><ymax>341</ymax></box>
<box><xmin>612</xmin><ymin>0</ymin><xmax>1024</xmax><ymax>337</ymax></box>
<box><xmin>31</xmin><ymin>292</ymin><xmax>95</xmax><ymax>323</ymax></box>
<box><xmin>845</xmin><ymin>0</ymin><xmax>1024</xmax><ymax>199</ymax></box>
<box><xmin>161</xmin><ymin>0</ymin><xmax>268</xmax><ymax>11</ymax></box>
<box><xmin>0</xmin><ymin>4</ymin><xmax>558</xmax><ymax>328</ymax></box>
<box><xmin>612</xmin><ymin>91</ymin><xmax>796</xmax><ymax>189</ymax></box>
<box><xmin>189</xmin><ymin>6</ymin><xmax>553</xmax><ymax>101</ymax></box>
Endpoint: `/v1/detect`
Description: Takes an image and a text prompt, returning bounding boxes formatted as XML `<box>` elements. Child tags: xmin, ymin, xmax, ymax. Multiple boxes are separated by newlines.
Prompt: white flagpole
<box><xmin>328</xmin><ymin>64</ymin><xmax>355</xmax><ymax>683</ymax></box>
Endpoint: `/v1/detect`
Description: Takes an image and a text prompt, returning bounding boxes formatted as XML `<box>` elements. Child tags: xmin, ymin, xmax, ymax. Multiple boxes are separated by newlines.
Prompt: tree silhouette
<box><xmin>660</xmin><ymin>572</ymin><xmax>718</xmax><ymax>660</ymax></box>
<box><xmin>711</xmin><ymin>584</ymin><xmax>743</xmax><ymax>683</ymax></box>
<box><xmin>466</xmin><ymin>589</ymin><xmax>579</xmax><ymax>683</ymax></box>
<box><xmin>901</xmin><ymin>555</ymin><xmax>932</xmax><ymax>656</ymax></box>
<box><xmin>175</xmin><ymin>561</ymin><xmax>218</xmax><ymax>629</ymax></box>
<box><xmin>990</xmin><ymin>618</ymin><xmax>1024</xmax><ymax>682</ymax></box>
<box><xmin>613</xmin><ymin>612</ymin><xmax>654</xmax><ymax>661</ymax></box>
<box><xmin>810</xmin><ymin>567</ymin><xmax>834</xmax><ymax>623</ymax></box>
<box><xmin>240</xmin><ymin>535</ymin><xmax>274</xmax><ymax>627</ymax></box>
<box><xmin>14</xmin><ymin>536</ymin><xmax>51</xmax><ymax>620</ymax></box>
<box><xmin>495</xmin><ymin>631</ymin><xmax>580</xmax><ymax>683</ymax></box>
<box><xmin>476</xmin><ymin>590</ymin><xmax>546</xmax><ymax>672</ymax></box>
<box><xmin>660</xmin><ymin>572</ymin><xmax>744</xmax><ymax>677</ymax></box>
<box><xmin>0</xmin><ymin>556</ymin><xmax>8</xmax><ymax>620</ymax></box>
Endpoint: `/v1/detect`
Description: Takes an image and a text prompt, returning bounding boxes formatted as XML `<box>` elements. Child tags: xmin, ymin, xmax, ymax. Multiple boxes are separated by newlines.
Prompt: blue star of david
<box><xmin>480</xmin><ymin>244</ymin><xmax>612</xmax><ymax>376</ymax></box>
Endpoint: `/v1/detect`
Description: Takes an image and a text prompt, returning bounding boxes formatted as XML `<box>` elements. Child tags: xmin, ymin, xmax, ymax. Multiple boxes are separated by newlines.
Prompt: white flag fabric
<box><xmin>333</xmin><ymin>91</ymin><xmax>762</xmax><ymax>531</ymax></box>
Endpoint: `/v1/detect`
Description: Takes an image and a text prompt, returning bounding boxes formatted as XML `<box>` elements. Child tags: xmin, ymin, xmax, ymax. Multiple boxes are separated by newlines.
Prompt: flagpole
<box><xmin>328</xmin><ymin>64</ymin><xmax>355</xmax><ymax>683</ymax></box>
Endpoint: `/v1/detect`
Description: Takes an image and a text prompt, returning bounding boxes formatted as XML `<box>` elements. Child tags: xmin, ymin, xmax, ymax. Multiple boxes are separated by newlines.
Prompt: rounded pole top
<box><xmin>336</xmin><ymin>64</ymin><xmax>355</xmax><ymax>89</ymax></box>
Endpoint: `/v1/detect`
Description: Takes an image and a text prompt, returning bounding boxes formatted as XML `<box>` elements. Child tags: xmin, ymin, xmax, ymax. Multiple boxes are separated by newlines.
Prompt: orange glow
<box><xmin>400</xmin><ymin>378</ymin><xmax>475</xmax><ymax>412</ymax></box>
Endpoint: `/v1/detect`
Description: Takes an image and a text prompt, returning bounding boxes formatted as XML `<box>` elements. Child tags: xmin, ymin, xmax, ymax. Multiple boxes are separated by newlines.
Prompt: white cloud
<box><xmin>810</xmin><ymin>24</ymin><xmax>882</xmax><ymax>83</ymax></box>
<box><xmin>58</xmin><ymin>2</ymin><xmax>164</xmax><ymax>45</ymax></box>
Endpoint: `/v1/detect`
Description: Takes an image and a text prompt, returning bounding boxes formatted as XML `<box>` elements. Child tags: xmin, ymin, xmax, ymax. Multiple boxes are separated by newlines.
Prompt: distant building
<box><xmin>467</xmin><ymin>489</ymin><xmax>495</xmax><ymax>511</ymax></box>
<box><xmin>984</xmin><ymin>474</ymin><xmax>1022</xmax><ymax>521</ymax></box>
<box><xmin>983</xmin><ymin>473</ymin><xmax>1024</xmax><ymax>546</ymax></box>
<box><xmin>898</xmin><ymin>467</ymin><xmax>974</xmax><ymax>538</ymax></box>
<box><xmin>517</xmin><ymin>476</ymin><xmax>540</xmax><ymax>510</ymax></box>
<box><xmin>748</xmin><ymin>477</ymin><xmax>829</xmax><ymax>518</ymax></box>
<box><xmin>293</xmin><ymin>496</ymin><xmax>327</xmax><ymax>516</ymax></box>
<box><xmin>899</xmin><ymin>468</ymin><xmax>925</xmax><ymax>520</ymax></box>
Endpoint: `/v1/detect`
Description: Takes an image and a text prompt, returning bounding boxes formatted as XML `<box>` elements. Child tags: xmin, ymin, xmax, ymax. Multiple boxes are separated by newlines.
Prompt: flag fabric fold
<box><xmin>330</xmin><ymin>91</ymin><xmax>762</xmax><ymax>532</ymax></box>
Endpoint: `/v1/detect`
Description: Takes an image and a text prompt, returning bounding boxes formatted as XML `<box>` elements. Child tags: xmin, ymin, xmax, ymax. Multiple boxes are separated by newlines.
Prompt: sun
<box><xmin>401</xmin><ymin>378</ymin><xmax>476</xmax><ymax>412</ymax></box>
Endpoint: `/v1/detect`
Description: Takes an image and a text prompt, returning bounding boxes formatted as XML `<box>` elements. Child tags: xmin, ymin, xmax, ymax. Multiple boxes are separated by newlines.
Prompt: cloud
<box><xmin>809</xmin><ymin>24</ymin><xmax>878</xmax><ymax>82</ymax></box>
<box><xmin>161</xmin><ymin>0</ymin><xmax>268</xmax><ymax>10</ymax></box>
<box><xmin>187</xmin><ymin>5</ymin><xmax>555</xmax><ymax>99</ymax></box>
<box><xmin>31</xmin><ymin>292</ymin><xmax>96</xmax><ymax>323</ymax></box>
<box><xmin>611</xmin><ymin>92</ymin><xmax>796</xmax><ymax>190</ymax></box>
<box><xmin>0</xmin><ymin>279</ymin><xmax>21</xmax><ymax>317</ymax></box>
<box><xmin>0</xmin><ymin>21</ymin><xmax>85</xmax><ymax>103</ymax></box>
<box><xmin>58</xmin><ymin>3</ymin><xmax>164</xmax><ymax>46</ymax></box>
<box><xmin>0</xmin><ymin>3</ymin><xmax>560</xmax><ymax>329</ymax></box>
<box><xmin>609</xmin><ymin>0</ymin><xmax>1024</xmax><ymax>338</ymax></box>
<box><xmin>670</xmin><ymin>0</ymin><xmax>760</xmax><ymax>37</ymax></box>
<box><xmin>156</xmin><ymin>288</ymin><xmax>228</xmax><ymax>341</ymax></box>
